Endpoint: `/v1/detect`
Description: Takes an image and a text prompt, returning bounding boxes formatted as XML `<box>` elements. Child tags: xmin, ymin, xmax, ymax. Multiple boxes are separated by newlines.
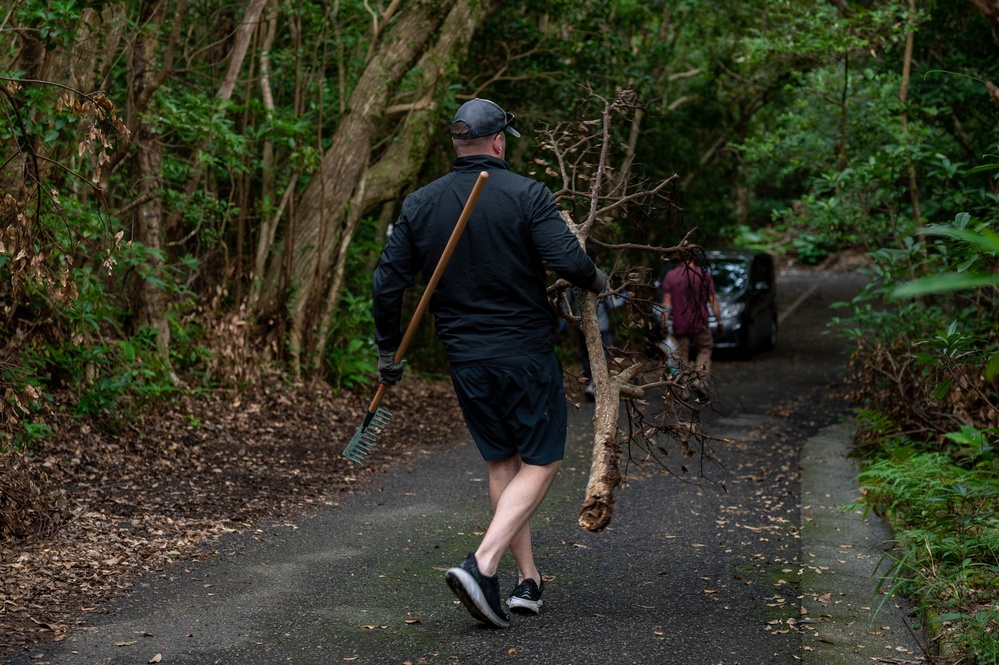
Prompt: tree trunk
<box><xmin>217</xmin><ymin>0</ymin><xmax>269</xmax><ymax>101</ymax></box>
<box><xmin>68</xmin><ymin>5</ymin><xmax>127</xmax><ymax>207</ymax></box>
<box><xmin>537</xmin><ymin>93</ymin><xmax>678</xmax><ymax>533</ymax></box>
<box><xmin>967</xmin><ymin>0</ymin><xmax>999</xmax><ymax>37</ymax></box>
<box><xmin>68</xmin><ymin>5</ymin><xmax>127</xmax><ymax>95</ymax></box>
<box><xmin>133</xmin><ymin>133</ymin><xmax>172</xmax><ymax>363</ymax></box>
<box><xmin>899</xmin><ymin>0</ymin><xmax>921</xmax><ymax>224</ymax></box>
<box><xmin>313</xmin><ymin>0</ymin><xmax>502</xmax><ymax>358</ymax></box>
<box><xmin>576</xmin><ymin>290</ymin><xmax>645</xmax><ymax>532</ymax></box>
<box><xmin>260</xmin><ymin>0</ymin><xmax>480</xmax><ymax>362</ymax></box>
<box><xmin>259</xmin><ymin>0</ymin><xmax>279</xmax><ymax>206</ymax></box>
<box><xmin>161</xmin><ymin>0</ymin><xmax>263</xmax><ymax>242</ymax></box>
<box><xmin>128</xmin><ymin>1</ymin><xmax>173</xmax><ymax>371</ymax></box>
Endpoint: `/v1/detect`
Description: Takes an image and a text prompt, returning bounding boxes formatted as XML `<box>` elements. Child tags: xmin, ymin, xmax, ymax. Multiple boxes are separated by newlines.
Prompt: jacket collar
<box><xmin>453</xmin><ymin>154</ymin><xmax>509</xmax><ymax>172</ymax></box>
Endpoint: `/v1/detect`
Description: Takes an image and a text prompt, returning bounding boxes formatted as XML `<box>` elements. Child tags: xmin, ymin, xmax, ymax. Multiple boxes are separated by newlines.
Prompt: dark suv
<box><xmin>705</xmin><ymin>249</ymin><xmax>777</xmax><ymax>357</ymax></box>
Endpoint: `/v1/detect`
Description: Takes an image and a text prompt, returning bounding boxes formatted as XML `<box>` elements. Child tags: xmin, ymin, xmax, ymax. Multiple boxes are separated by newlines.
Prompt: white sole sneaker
<box><xmin>445</xmin><ymin>566</ymin><xmax>510</xmax><ymax>628</ymax></box>
<box><xmin>508</xmin><ymin>595</ymin><xmax>543</xmax><ymax>615</ymax></box>
<box><xmin>507</xmin><ymin>578</ymin><xmax>545</xmax><ymax>615</ymax></box>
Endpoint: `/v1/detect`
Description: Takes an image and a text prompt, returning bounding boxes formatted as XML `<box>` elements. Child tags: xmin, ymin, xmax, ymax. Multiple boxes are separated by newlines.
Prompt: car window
<box><xmin>709</xmin><ymin>258</ymin><xmax>750</xmax><ymax>297</ymax></box>
<box><xmin>750</xmin><ymin>256</ymin><xmax>774</xmax><ymax>289</ymax></box>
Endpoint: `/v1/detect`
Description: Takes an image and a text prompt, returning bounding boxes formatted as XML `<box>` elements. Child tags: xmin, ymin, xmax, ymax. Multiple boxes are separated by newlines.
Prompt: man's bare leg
<box><xmin>473</xmin><ymin>456</ymin><xmax>561</xmax><ymax>581</ymax></box>
<box><xmin>485</xmin><ymin>456</ymin><xmax>536</xmax><ymax>581</ymax></box>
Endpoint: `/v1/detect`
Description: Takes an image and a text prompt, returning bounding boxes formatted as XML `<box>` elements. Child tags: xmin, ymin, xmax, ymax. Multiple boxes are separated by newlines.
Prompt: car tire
<box><xmin>763</xmin><ymin>313</ymin><xmax>778</xmax><ymax>351</ymax></box>
<box><xmin>738</xmin><ymin>321</ymin><xmax>756</xmax><ymax>360</ymax></box>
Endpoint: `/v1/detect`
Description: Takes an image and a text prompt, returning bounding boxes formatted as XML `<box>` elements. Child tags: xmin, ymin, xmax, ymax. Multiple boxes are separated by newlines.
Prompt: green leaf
<box><xmin>932</xmin><ymin>379</ymin><xmax>952</xmax><ymax>401</ymax></box>
<box><xmin>943</xmin><ymin>431</ymin><xmax>974</xmax><ymax>446</ymax></box>
<box><xmin>892</xmin><ymin>273</ymin><xmax>999</xmax><ymax>298</ymax></box>
<box><xmin>965</xmin><ymin>163</ymin><xmax>999</xmax><ymax>176</ymax></box>
<box><xmin>986</xmin><ymin>352</ymin><xmax>999</xmax><ymax>382</ymax></box>
<box><xmin>931</xmin><ymin>612</ymin><xmax>968</xmax><ymax>623</ymax></box>
<box><xmin>921</xmin><ymin>222</ymin><xmax>999</xmax><ymax>256</ymax></box>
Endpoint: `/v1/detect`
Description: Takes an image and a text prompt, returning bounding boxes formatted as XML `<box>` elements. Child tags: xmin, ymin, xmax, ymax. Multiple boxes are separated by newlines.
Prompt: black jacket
<box><xmin>373</xmin><ymin>154</ymin><xmax>600</xmax><ymax>364</ymax></box>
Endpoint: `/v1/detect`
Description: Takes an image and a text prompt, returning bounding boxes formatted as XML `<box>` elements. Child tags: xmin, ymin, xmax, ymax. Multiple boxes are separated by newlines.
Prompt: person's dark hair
<box><xmin>452</xmin><ymin>133</ymin><xmax>495</xmax><ymax>156</ymax></box>
<box><xmin>451</xmin><ymin>120</ymin><xmax>473</xmax><ymax>139</ymax></box>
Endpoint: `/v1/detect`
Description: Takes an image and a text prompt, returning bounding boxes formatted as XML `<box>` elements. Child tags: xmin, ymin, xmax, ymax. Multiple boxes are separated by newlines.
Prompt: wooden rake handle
<box><xmin>367</xmin><ymin>170</ymin><xmax>489</xmax><ymax>412</ymax></box>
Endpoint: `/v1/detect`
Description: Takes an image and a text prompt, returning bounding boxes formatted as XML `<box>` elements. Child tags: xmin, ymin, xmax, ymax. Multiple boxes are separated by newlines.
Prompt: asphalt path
<box><xmin>6</xmin><ymin>269</ymin><xmax>899</xmax><ymax>665</ymax></box>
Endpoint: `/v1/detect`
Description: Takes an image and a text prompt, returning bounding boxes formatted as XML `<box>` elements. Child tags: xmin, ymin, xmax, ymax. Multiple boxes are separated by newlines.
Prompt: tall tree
<box><xmin>313</xmin><ymin>0</ymin><xmax>503</xmax><ymax>359</ymax></box>
<box><xmin>126</xmin><ymin>0</ymin><xmax>186</xmax><ymax>375</ymax></box>
<box><xmin>967</xmin><ymin>0</ymin><xmax>999</xmax><ymax>33</ymax></box>
<box><xmin>253</xmin><ymin>0</ymin><xmax>501</xmax><ymax>373</ymax></box>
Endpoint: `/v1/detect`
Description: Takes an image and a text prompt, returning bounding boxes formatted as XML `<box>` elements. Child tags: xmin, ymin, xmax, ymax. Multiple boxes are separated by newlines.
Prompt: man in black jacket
<box><xmin>372</xmin><ymin>98</ymin><xmax>605</xmax><ymax>628</ymax></box>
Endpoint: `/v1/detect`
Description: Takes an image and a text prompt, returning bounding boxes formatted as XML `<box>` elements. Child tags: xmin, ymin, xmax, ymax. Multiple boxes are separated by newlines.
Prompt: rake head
<box><xmin>342</xmin><ymin>407</ymin><xmax>393</xmax><ymax>464</ymax></box>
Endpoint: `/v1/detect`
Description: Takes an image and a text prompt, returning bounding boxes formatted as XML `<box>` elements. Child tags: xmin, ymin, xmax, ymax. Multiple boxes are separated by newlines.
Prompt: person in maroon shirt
<box><xmin>661</xmin><ymin>257</ymin><xmax>722</xmax><ymax>395</ymax></box>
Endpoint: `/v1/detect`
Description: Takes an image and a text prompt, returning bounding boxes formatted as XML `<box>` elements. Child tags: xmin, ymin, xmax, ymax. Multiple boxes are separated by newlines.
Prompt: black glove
<box><xmin>377</xmin><ymin>349</ymin><xmax>406</xmax><ymax>386</ymax></box>
<box><xmin>589</xmin><ymin>267</ymin><xmax>609</xmax><ymax>294</ymax></box>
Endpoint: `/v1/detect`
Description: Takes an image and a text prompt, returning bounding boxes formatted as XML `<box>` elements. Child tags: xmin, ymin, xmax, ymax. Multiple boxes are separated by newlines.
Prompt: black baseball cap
<box><xmin>450</xmin><ymin>98</ymin><xmax>521</xmax><ymax>139</ymax></box>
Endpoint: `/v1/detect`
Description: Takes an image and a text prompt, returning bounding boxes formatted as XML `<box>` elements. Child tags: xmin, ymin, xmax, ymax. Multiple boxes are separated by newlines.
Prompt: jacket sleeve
<box><xmin>372</xmin><ymin>213</ymin><xmax>418</xmax><ymax>353</ymax></box>
<box><xmin>526</xmin><ymin>183</ymin><xmax>600</xmax><ymax>291</ymax></box>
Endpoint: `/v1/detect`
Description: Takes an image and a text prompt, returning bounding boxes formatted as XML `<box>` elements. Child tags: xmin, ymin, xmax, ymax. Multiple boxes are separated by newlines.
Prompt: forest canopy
<box><xmin>2</xmin><ymin>0</ymin><xmax>998</xmax><ymax>436</ymax></box>
<box><xmin>4</xmin><ymin>3</ymin><xmax>999</xmax><ymax>659</ymax></box>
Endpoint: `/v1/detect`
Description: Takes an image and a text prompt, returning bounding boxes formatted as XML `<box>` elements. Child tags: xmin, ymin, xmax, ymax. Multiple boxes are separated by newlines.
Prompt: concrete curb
<box><xmin>799</xmin><ymin>420</ymin><xmax>926</xmax><ymax>664</ymax></box>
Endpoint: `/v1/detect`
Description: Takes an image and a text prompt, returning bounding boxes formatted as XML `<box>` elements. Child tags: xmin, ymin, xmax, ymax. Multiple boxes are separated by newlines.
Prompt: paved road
<box><xmin>5</xmin><ymin>270</ymin><xmax>924</xmax><ymax>665</ymax></box>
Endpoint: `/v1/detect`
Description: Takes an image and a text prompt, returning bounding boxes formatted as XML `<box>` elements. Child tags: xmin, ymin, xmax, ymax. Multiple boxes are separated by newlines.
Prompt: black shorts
<box><xmin>450</xmin><ymin>352</ymin><xmax>567</xmax><ymax>465</ymax></box>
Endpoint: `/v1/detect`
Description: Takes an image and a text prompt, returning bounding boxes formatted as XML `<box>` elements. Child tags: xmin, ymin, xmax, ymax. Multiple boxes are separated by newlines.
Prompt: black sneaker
<box><xmin>445</xmin><ymin>553</ymin><xmax>510</xmax><ymax>628</ymax></box>
<box><xmin>507</xmin><ymin>577</ymin><xmax>545</xmax><ymax>615</ymax></box>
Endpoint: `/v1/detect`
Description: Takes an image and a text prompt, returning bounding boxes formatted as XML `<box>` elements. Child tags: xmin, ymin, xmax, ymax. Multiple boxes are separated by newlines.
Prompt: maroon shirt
<box><xmin>662</xmin><ymin>263</ymin><xmax>716</xmax><ymax>335</ymax></box>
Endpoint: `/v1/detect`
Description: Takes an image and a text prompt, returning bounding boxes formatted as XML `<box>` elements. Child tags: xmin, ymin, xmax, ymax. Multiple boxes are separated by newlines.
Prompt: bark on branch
<box><xmin>538</xmin><ymin>90</ymin><xmax>715</xmax><ymax>532</ymax></box>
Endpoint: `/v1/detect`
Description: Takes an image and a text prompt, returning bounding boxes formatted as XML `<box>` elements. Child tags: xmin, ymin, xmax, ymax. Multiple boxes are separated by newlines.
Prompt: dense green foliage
<box><xmin>705</xmin><ymin>11</ymin><xmax>999</xmax><ymax>657</ymax></box>
<box><xmin>2</xmin><ymin>2</ymin><xmax>999</xmax><ymax>657</ymax></box>
<box><xmin>836</xmin><ymin>172</ymin><xmax>998</xmax><ymax>661</ymax></box>
<box><xmin>2</xmin><ymin>1</ymin><xmax>993</xmax><ymax>410</ymax></box>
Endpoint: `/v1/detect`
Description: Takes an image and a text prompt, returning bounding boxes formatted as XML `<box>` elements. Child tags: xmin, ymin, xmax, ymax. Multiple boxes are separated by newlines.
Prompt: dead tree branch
<box><xmin>537</xmin><ymin>89</ymin><xmax>723</xmax><ymax>532</ymax></box>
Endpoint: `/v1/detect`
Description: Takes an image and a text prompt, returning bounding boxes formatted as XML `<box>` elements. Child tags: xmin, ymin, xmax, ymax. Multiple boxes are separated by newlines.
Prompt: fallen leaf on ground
<box><xmin>0</xmin><ymin>379</ymin><xmax>468</xmax><ymax>657</ymax></box>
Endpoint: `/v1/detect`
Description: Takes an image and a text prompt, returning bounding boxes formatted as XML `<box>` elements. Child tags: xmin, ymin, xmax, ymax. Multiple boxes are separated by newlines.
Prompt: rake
<box><xmin>342</xmin><ymin>171</ymin><xmax>489</xmax><ymax>464</ymax></box>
